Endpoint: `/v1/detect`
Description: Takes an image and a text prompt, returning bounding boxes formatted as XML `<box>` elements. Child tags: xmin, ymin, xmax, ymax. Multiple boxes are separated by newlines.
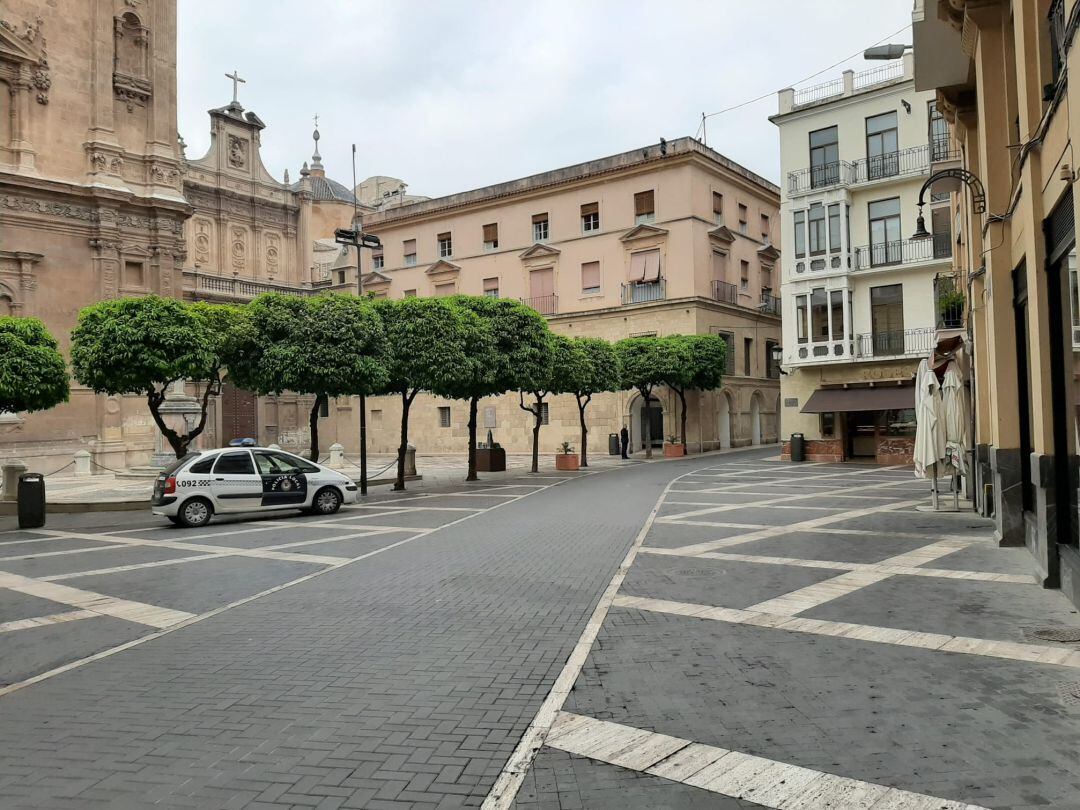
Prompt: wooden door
<box><xmin>221</xmin><ymin>383</ymin><xmax>258</xmax><ymax>446</ymax></box>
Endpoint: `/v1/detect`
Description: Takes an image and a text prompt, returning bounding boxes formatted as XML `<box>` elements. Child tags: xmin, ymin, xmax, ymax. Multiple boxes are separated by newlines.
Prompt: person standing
<box><xmin>620</xmin><ymin>425</ymin><xmax>630</xmax><ymax>459</ymax></box>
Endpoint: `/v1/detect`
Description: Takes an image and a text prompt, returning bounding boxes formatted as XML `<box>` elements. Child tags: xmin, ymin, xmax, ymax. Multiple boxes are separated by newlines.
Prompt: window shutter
<box><xmin>581</xmin><ymin>261</ymin><xmax>600</xmax><ymax>290</ymax></box>
<box><xmin>437</xmin><ymin>232</ymin><xmax>450</xmax><ymax>242</ymax></box>
<box><xmin>483</xmin><ymin>277</ymin><xmax>499</xmax><ymax>292</ymax></box>
<box><xmin>482</xmin><ymin>223</ymin><xmax>498</xmax><ymax>242</ymax></box>
<box><xmin>403</xmin><ymin>239</ymin><xmax>416</xmax><ymax>254</ymax></box>
<box><xmin>531</xmin><ymin>213</ymin><xmax>548</xmax><ymax>224</ymax></box>
<box><xmin>712</xmin><ymin>192</ymin><xmax>723</xmax><ymax>215</ymax></box>
<box><xmin>642</xmin><ymin>250</ymin><xmax>661</xmax><ymax>281</ymax></box>
<box><xmin>581</xmin><ymin>202</ymin><xmax>599</xmax><ymax>216</ymax></box>
<box><xmin>634</xmin><ymin>190</ymin><xmax>654</xmax><ymax>216</ymax></box>
<box><xmin>711</xmin><ymin>250</ymin><xmax>727</xmax><ymax>281</ymax></box>
<box><xmin>629</xmin><ymin>251</ymin><xmax>648</xmax><ymax>281</ymax></box>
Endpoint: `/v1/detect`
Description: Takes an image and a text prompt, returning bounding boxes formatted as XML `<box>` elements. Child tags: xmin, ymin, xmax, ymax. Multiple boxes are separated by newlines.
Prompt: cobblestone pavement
<box><xmin>0</xmin><ymin>450</ymin><xmax>752</xmax><ymax>808</ymax></box>
<box><xmin>503</xmin><ymin>458</ymin><xmax>1080</xmax><ymax>810</ymax></box>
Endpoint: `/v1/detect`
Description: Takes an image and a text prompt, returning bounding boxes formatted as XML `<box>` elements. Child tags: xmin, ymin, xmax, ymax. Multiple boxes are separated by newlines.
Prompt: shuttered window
<box><xmin>482</xmin><ymin>223</ymin><xmax>499</xmax><ymax>249</ymax></box>
<box><xmin>712</xmin><ymin>191</ymin><xmax>723</xmax><ymax>220</ymax></box>
<box><xmin>629</xmin><ymin>249</ymin><xmax>661</xmax><ymax>282</ymax></box>
<box><xmin>403</xmin><ymin>239</ymin><xmax>417</xmax><ymax>266</ymax></box>
<box><xmin>581</xmin><ymin>202</ymin><xmax>599</xmax><ymax>232</ymax></box>
<box><xmin>532</xmin><ymin>213</ymin><xmax>549</xmax><ymax>242</ymax></box>
<box><xmin>437</xmin><ymin>232</ymin><xmax>452</xmax><ymax>258</ymax></box>
<box><xmin>581</xmin><ymin>261</ymin><xmax>601</xmax><ymax>294</ymax></box>
<box><xmin>634</xmin><ymin>190</ymin><xmax>655</xmax><ymax>222</ymax></box>
<box><xmin>483</xmin><ymin>277</ymin><xmax>499</xmax><ymax>298</ymax></box>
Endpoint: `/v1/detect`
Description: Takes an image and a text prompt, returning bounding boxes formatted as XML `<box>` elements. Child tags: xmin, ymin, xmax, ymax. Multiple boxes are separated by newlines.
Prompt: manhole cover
<box><xmin>1056</xmin><ymin>681</ymin><xmax>1080</xmax><ymax>709</ymax></box>
<box><xmin>1032</xmin><ymin>628</ymin><xmax>1080</xmax><ymax>643</ymax></box>
<box><xmin>677</xmin><ymin>569</ymin><xmax>717</xmax><ymax>577</ymax></box>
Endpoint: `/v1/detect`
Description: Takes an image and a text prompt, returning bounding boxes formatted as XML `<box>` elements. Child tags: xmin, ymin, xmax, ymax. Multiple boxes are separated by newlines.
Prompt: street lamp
<box><xmin>863</xmin><ymin>44</ymin><xmax>911</xmax><ymax>60</ymax></box>
<box><xmin>769</xmin><ymin>343</ymin><xmax>787</xmax><ymax>377</ymax></box>
<box><xmin>910</xmin><ymin>168</ymin><xmax>986</xmax><ymax>241</ymax></box>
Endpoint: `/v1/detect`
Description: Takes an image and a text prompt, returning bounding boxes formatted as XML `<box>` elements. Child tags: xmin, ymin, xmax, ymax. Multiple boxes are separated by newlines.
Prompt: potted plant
<box><xmin>555</xmin><ymin>441</ymin><xmax>580</xmax><ymax>471</ymax></box>
<box><xmin>663</xmin><ymin>434</ymin><xmax>686</xmax><ymax>457</ymax></box>
<box><xmin>938</xmin><ymin>289</ymin><xmax>965</xmax><ymax>328</ymax></box>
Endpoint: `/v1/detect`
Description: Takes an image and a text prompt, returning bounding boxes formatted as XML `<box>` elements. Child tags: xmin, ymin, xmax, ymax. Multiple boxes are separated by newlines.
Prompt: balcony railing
<box><xmin>787</xmin><ymin>160</ymin><xmax>856</xmax><ymax>194</ymax></box>
<box><xmin>853</xmin><ymin>234</ymin><xmax>952</xmax><ymax>269</ymax></box>
<box><xmin>935</xmin><ymin>274</ymin><xmax>965</xmax><ymax>329</ymax></box>
<box><xmin>521</xmin><ymin>294</ymin><xmax>558</xmax><ymax>315</ymax></box>
<box><xmin>930</xmin><ymin>137</ymin><xmax>960</xmax><ymax>163</ymax></box>
<box><xmin>759</xmin><ymin>292</ymin><xmax>781</xmax><ymax>316</ymax></box>
<box><xmin>851</xmin><ymin>144</ymin><xmax>931</xmax><ymax>184</ymax></box>
<box><xmin>184</xmin><ymin>270</ymin><xmax>319</xmax><ymax>301</ymax></box>
<box><xmin>855</xmin><ymin>327</ymin><xmax>936</xmax><ymax>358</ymax></box>
<box><xmin>621</xmin><ymin>279</ymin><xmax>666</xmax><ymax>305</ymax></box>
<box><xmin>712</xmin><ymin>279</ymin><xmax>738</xmax><ymax>305</ymax></box>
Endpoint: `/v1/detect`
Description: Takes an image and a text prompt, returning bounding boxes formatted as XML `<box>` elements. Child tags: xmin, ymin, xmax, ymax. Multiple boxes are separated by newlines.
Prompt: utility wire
<box><xmin>694</xmin><ymin>22</ymin><xmax>913</xmax><ymax>140</ymax></box>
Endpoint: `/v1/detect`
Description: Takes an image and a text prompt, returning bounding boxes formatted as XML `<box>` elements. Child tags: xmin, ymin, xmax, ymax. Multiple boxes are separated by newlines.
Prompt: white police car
<box><xmin>151</xmin><ymin>447</ymin><xmax>359</xmax><ymax>528</ymax></box>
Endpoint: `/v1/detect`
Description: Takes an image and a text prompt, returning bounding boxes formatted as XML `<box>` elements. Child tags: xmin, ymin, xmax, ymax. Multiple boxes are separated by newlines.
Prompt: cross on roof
<box><xmin>225</xmin><ymin>70</ymin><xmax>245</xmax><ymax>104</ymax></box>
<box><xmin>313</xmin><ymin>114</ymin><xmax>319</xmax><ymax>130</ymax></box>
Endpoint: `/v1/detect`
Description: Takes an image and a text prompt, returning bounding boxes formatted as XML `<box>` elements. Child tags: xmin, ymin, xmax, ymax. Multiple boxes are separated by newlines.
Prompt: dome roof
<box><xmin>292</xmin><ymin>174</ymin><xmax>359</xmax><ymax>205</ymax></box>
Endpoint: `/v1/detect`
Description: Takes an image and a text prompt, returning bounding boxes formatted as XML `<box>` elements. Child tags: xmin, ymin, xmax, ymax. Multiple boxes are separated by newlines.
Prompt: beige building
<box><xmin>771</xmin><ymin>54</ymin><xmax>957</xmax><ymax>464</ymax></box>
<box><xmin>353</xmin><ymin>138</ymin><xmax>783</xmax><ymax>457</ymax></box>
<box><xmin>912</xmin><ymin>0</ymin><xmax>1080</xmax><ymax>606</ymax></box>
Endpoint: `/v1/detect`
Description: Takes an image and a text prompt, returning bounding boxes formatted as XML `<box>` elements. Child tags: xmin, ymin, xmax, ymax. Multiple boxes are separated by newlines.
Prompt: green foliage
<box><xmin>70</xmin><ymin>295</ymin><xmax>219</xmax><ymax>395</ymax></box>
<box><xmin>230</xmin><ymin>293</ymin><xmax>387</xmax><ymax>398</ymax></box>
<box><xmin>671</xmin><ymin>334</ymin><xmax>727</xmax><ymax>392</ymax></box>
<box><xmin>567</xmin><ymin>337</ymin><xmax>621</xmax><ymax>397</ymax></box>
<box><xmin>614</xmin><ymin>335</ymin><xmax>688</xmax><ymax>394</ymax></box>
<box><xmin>543</xmin><ymin>333</ymin><xmax>587</xmax><ymax>396</ymax></box>
<box><xmin>0</xmin><ymin>317</ymin><xmax>69</xmax><ymax>414</ymax></box>
<box><xmin>451</xmin><ymin>296</ymin><xmax>552</xmax><ymax>398</ymax></box>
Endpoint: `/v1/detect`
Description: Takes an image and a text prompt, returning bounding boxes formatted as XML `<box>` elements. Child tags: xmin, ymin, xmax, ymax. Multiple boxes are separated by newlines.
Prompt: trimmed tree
<box><xmin>372</xmin><ymin>297</ymin><xmax>483</xmax><ymax>491</ymax></box>
<box><xmin>665</xmin><ymin>334</ymin><xmax>727</xmax><ymax>449</ymax></box>
<box><xmin>517</xmin><ymin>332</ymin><xmax>575</xmax><ymax>474</ymax></box>
<box><xmin>450</xmin><ymin>297</ymin><xmax>552</xmax><ymax>481</ymax></box>
<box><xmin>614</xmin><ymin>336</ymin><xmax>688</xmax><ymax>459</ymax></box>
<box><xmin>71</xmin><ymin>296</ymin><xmax>241</xmax><ymax>458</ymax></box>
<box><xmin>564</xmin><ymin>337</ymin><xmax>621</xmax><ymax>468</ymax></box>
<box><xmin>230</xmin><ymin>293</ymin><xmax>386</xmax><ymax>462</ymax></box>
<box><xmin>0</xmin><ymin>316</ymin><xmax>70</xmax><ymax>416</ymax></box>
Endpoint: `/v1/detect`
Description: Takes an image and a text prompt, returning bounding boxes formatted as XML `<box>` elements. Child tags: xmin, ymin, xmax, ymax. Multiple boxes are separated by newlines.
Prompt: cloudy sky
<box><xmin>177</xmin><ymin>1</ymin><xmax>911</xmax><ymax>198</ymax></box>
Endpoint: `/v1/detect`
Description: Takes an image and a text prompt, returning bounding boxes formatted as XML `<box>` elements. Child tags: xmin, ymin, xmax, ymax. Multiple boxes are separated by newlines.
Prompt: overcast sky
<box><xmin>177</xmin><ymin>1</ymin><xmax>911</xmax><ymax>198</ymax></box>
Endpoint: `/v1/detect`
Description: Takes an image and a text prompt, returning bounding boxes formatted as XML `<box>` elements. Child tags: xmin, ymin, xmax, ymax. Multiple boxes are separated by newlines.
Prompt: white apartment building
<box><xmin>770</xmin><ymin>53</ymin><xmax>956</xmax><ymax>463</ymax></box>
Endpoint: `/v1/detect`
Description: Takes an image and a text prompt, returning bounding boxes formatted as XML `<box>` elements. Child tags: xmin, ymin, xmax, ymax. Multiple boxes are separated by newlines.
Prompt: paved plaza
<box><xmin>0</xmin><ymin>450</ymin><xmax>1079</xmax><ymax>808</ymax></box>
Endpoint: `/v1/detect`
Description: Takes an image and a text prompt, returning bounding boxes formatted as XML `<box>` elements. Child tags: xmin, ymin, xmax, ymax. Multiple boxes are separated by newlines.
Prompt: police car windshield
<box><xmin>161</xmin><ymin>453</ymin><xmax>199</xmax><ymax>476</ymax></box>
<box><xmin>253</xmin><ymin>450</ymin><xmax>319</xmax><ymax>475</ymax></box>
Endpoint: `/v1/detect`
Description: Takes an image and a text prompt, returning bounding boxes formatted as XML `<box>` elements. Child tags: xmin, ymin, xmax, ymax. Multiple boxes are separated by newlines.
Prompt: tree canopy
<box><xmin>615</xmin><ymin>336</ymin><xmax>690</xmax><ymax>457</ymax></box>
<box><xmin>664</xmin><ymin>334</ymin><xmax>727</xmax><ymax>445</ymax></box>
<box><xmin>562</xmin><ymin>336</ymin><xmax>621</xmax><ymax>467</ymax></box>
<box><xmin>0</xmin><ymin>316</ymin><xmax>70</xmax><ymax>415</ymax></box>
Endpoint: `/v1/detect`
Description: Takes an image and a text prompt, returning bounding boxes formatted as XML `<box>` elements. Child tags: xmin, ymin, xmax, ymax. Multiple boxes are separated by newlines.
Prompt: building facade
<box><xmin>354</xmin><ymin>138</ymin><xmax>783</xmax><ymax>457</ymax></box>
<box><xmin>772</xmin><ymin>54</ymin><xmax>956</xmax><ymax>464</ymax></box>
<box><xmin>913</xmin><ymin>0</ymin><xmax>1080</xmax><ymax>606</ymax></box>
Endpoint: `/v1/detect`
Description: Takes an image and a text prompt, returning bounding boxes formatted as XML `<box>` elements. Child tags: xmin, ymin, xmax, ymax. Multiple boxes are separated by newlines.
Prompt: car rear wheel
<box><xmin>176</xmin><ymin>497</ymin><xmax>213</xmax><ymax>528</ymax></box>
<box><xmin>312</xmin><ymin>487</ymin><xmax>343</xmax><ymax>515</ymax></box>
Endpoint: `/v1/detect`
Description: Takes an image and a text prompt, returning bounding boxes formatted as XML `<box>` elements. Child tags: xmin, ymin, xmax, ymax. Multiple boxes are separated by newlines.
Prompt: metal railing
<box><xmin>930</xmin><ymin>137</ymin><xmax>959</xmax><ymax>163</ymax></box>
<box><xmin>184</xmin><ymin>271</ymin><xmax>319</xmax><ymax>301</ymax></box>
<box><xmin>759</xmin><ymin>292</ymin><xmax>781</xmax><ymax>316</ymax></box>
<box><xmin>621</xmin><ymin>279</ymin><xmax>666</xmax><ymax>305</ymax></box>
<box><xmin>855</xmin><ymin>327</ymin><xmax>936</xmax><ymax>358</ymax></box>
<box><xmin>520</xmin><ymin>294</ymin><xmax>558</xmax><ymax>315</ymax></box>
<box><xmin>712</xmin><ymin>279</ymin><xmax>738</xmax><ymax>305</ymax></box>
<box><xmin>935</xmin><ymin>274</ymin><xmax>965</xmax><ymax>329</ymax></box>
<box><xmin>792</xmin><ymin>77</ymin><xmax>844</xmax><ymax>107</ymax></box>
<box><xmin>787</xmin><ymin>160</ymin><xmax>856</xmax><ymax>193</ymax></box>
<box><xmin>852</xmin><ymin>62</ymin><xmax>905</xmax><ymax>90</ymax></box>
<box><xmin>853</xmin><ymin>234</ymin><xmax>951</xmax><ymax>269</ymax></box>
<box><xmin>851</xmin><ymin>144</ymin><xmax>930</xmax><ymax>184</ymax></box>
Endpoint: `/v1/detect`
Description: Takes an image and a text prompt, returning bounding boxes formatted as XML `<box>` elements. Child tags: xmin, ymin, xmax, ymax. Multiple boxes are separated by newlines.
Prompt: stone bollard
<box><xmin>1</xmin><ymin>460</ymin><xmax>27</xmax><ymax>502</ymax></box>
<box><xmin>73</xmin><ymin>450</ymin><xmax>92</xmax><ymax>477</ymax></box>
<box><xmin>404</xmin><ymin>443</ymin><xmax>417</xmax><ymax>477</ymax></box>
<box><xmin>267</xmin><ymin>443</ymin><xmax>281</xmax><ymax>451</ymax></box>
<box><xmin>328</xmin><ymin>443</ymin><xmax>344</xmax><ymax>469</ymax></box>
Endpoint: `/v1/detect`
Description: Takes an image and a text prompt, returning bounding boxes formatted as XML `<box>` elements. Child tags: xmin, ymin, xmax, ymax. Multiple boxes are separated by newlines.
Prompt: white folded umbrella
<box><xmin>913</xmin><ymin>362</ymin><xmax>943</xmax><ymax>481</ymax></box>
<box><xmin>941</xmin><ymin>362</ymin><xmax>969</xmax><ymax>475</ymax></box>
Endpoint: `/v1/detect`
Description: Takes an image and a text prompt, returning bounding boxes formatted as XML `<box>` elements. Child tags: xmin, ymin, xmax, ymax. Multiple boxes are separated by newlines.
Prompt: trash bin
<box><xmin>790</xmin><ymin>433</ymin><xmax>805</xmax><ymax>463</ymax></box>
<box><xmin>17</xmin><ymin>472</ymin><xmax>45</xmax><ymax>529</ymax></box>
<box><xmin>608</xmin><ymin>433</ymin><xmax>620</xmax><ymax>455</ymax></box>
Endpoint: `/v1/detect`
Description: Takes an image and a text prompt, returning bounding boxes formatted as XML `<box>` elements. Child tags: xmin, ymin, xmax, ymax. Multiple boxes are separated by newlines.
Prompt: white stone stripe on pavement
<box><xmin>0</xmin><ymin>609</ymin><xmax>98</xmax><ymax>634</ymax></box>
<box><xmin>613</xmin><ymin>594</ymin><xmax>1080</xmax><ymax>668</ymax></box>
<box><xmin>545</xmin><ymin>712</ymin><xmax>985</xmax><ymax>810</ymax></box>
<box><xmin>0</xmin><ymin>571</ymin><xmax>195</xmax><ymax>628</ymax></box>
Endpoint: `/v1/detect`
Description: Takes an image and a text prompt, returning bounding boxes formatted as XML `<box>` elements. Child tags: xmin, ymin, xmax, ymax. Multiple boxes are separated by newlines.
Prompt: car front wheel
<box><xmin>176</xmin><ymin>497</ymin><xmax>213</xmax><ymax>528</ymax></box>
<box><xmin>312</xmin><ymin>487</ymin><xmax>343</xmax><ymax>515</ymax></box>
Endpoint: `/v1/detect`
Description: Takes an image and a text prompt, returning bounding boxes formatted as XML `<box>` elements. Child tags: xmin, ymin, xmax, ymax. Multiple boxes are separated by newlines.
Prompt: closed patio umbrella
<box><xmin>913</xmin><ymin>362</ymin><xmax>945</xmax><ymax>508</ymax></box>
<box><xmin>941</xmin><ymin>361</ymin><xmax>969</xmax><ymax>475</ymax></box>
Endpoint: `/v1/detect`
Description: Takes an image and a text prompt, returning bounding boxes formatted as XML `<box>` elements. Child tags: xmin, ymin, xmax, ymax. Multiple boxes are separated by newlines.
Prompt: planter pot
<box><xmin>663</xmin><ymin>443</ymin><xmax>686</xmax><ymax>458</ymax></box>
<box><xmin>555</xmin><ymin>453</ymin><xmax>580</xmax><ymax>471</ymax></box>
<box><xmin>475</xmin><ymin>447</ymin><xmax>506</xmax><ymax>472</ymax></box>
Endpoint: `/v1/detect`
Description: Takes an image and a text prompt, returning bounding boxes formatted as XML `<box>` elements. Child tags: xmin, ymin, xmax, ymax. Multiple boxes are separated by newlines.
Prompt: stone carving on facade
<box><xmin>0</xmin><ymin>15</ymin><xmax>51</xmax><ymax>104</ymax></box>
<box><xmin>265</xmin><ymin>232</ymin><xmax>280</xmax><ymax>276</ymax></box>
<box><xmin>113</xmin><ymin>12</ymin><xmax>152</xmax><ymax>112</ymax></box>
<box><xmin>193</xmin><ymin>219</ymin><xmax>212</xmax><ymax>266</ymax></box>
<box><xmin>89</xmin><ymin>151</ymin><xmax>108</xmax><ymax>172</ymax></box>
<box><xmin>2</xmin><ymin>195</ymin><xmax>99</xmax><ymax>223</ymax></box>
<box><xmin>227</xmin><ymin>135</ymin><xmax>247</xmax><ymax>169</ymax></box>
<box><xmin>109</xmin><ymin>156</ymin><xmax>124</xmax><ymax>174</ymax></box>
<box><xmin>31</xmin><ymin>67</ymin><xmax>50</xmax><ymax>104</ymax></box>
<box><xmin>231</xmin><ymin>226</ymin><xmax>247</xmax><ymax>271</ymax></box>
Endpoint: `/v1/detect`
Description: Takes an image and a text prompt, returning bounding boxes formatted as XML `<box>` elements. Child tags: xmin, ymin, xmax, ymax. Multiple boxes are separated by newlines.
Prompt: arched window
<box><xmin>0</xmin><ymin>295</ymin><xmax>13</xmax><ymax>317</ymax></box>
<box><xmin>114</xmin><ymin>13</ymin><xmax>148</xmax><ymax>79</ymax></box>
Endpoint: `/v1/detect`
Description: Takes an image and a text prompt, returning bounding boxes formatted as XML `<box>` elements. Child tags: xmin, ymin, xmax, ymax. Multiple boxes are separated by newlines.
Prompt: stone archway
<box><xmin>717</xmin><ymin>390</ymin><xmax>733</xmax><ymax>449</ymax></box>
<box><xmin>628</xmin><ymin>392</ymin><xmax>664</xmax><ymax>452</ymax></box>
<box><xmin>750</xmin><ymin>392</ymin><xmax>763</xmax><ymax>446</ymax></box>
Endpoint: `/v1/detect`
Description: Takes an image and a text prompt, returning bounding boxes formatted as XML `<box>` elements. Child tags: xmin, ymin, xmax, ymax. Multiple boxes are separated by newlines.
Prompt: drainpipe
<box><xmin>967</xmin><ymin>265</ymin><xmax>986</xmax><ymax>504</ymax></box>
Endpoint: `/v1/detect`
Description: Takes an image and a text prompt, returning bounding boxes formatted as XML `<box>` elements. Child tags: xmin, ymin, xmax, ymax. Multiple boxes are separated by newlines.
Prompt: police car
<box><xmin>151</xmin><ymin>446</ymin><xmax>359</xmax><ymax>528</ymax></box>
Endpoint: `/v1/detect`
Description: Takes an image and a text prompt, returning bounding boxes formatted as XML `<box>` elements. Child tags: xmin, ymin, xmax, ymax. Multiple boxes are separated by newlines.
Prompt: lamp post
<box><xmin>863</xmin><ymin>44</ymin><xmax>912</xmax><ymax>60</ymax></box>
<box><xmin>769</xmin><ymin>343</ymin><xmax>787</xmax><ymax>377</ymax></box>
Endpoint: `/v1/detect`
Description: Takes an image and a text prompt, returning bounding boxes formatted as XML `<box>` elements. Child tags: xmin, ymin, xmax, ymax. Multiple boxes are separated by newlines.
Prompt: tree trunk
<box><xmin>518</xmin><ymin>391</ymin><xmax>543</xmax><ymax>473</ymax></box>
<box><xmin>466</xmin><ymin>396</ymin><xmax>479</xmax><ymax>482</ymax></box>
<box><xmin>641</xmin><ymin>387</ymin><xmax>653</xmax><ymax>459</ymax></box>
<box><xmin>576</xmin><ymin>393</ymin><xmax>591</xmax><ymax>467</ymax></box>
<box><xmin>148</xmin><ymin>378</ymin><xmax>220</xmax><ymax>459</ymax></box>
<box><xmin>395</xmin><ymin>390</ymin><xmax>416</xmax><ymax>491</ymax></box>
<box><xmin>308</xmin><ymin>395</ymin><xmax>324</xmax><ymax>462</ymax></box>
<box><xmin>677</xmin><ymin>387</ymin><xmax>688</xmax><ymax>448</ymax></box>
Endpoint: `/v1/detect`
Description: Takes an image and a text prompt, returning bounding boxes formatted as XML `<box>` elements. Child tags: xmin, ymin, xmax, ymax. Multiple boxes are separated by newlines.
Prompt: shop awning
<box><xmin>801</xmin><ymin>385</ymin><xmax>915</xmax><ymax>414</ymax></box>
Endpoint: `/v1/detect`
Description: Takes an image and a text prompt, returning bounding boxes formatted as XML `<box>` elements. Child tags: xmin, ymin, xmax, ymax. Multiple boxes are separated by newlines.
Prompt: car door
<box><xmin>252</xmin><ymin>450</ymin><xmax>311</xmax><ymax>508</ymax></box>
<box><xmin>208</xmin><ymin>450</ymin><xmax>262</xmax><ymax>512</ymax></box>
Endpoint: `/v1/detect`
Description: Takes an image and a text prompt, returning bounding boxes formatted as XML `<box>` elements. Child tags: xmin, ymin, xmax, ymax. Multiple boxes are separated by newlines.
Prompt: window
<box><xmin>830</xmin><ymin>290</ymin><xmax>844</xmax><ymax>340</ymax></box>
<box><xmin>810</xmin><ymin>288</ymin><xmax>829</xmax><ymax>341</ymax></box>
<box><xmin>403</xmin><ymin>289</ymin><xmax>416</xmax><ymax>297</ymax></box>
<box><xmin>438</xmin><ymin>406</ymin><xmax>451</xmax><ymax>428</ymax></box>
<box><xmin>760</xmin><ymin>214</ymin><xmax>770</xmax><ymax>243</ymax></box>
<box><xmin>809</xmin><ymin>125</ymin><xmax>839</xmax><ymax>187</ymax></box>
<box><xmin>765</xmin><ymin>340</ymin><xmax>779</xmax><ymax>379</ymax></box>
<box><xmin>483</xmin><ymin>223</ymin><xmax>499</xmax><ymax>251</ymax></box>
<box><xmin>213</xmin><ymin>451</ymin><xmax>254</xmax><ymax>475</ymax></box>
<box><xmin>795</xmin><ymin>295</ymin><xmax>808</xmax><ymax>344</ymax></box>
<box><xmin>713</xmin><ymin>330</ymin><xmax>735</xmax><ymax>374</ymax></box>
<box><xmin>539</xmin><ymin>402</ymin><xmax>549</xmax><ymax>425</ymax></box>
<box><xmin>743</xmin><ymin>337</ymin><xmax>753</xmax><ymax>376</ymax></box>
<box><xmin>740</xmin><ymin>260</ymin><xmax>749</xmax><ymax>291</ymax></box>
<box><xmin>712</xmin><ymin>191</ymin><xmax>724</xmax><ymax>223</ymax></box>
<box><xmin>634</xmin><ymin>190</ymin><xmax>655</xmax><ymax>224</ymax></box>
<box><xmin>808</xmin><ymin>204</ymin><xmax>826</xmax><ymax>255</ymax></box>
<box><xmin>866</xmin><ymin>111</ymin><xmax>899</xmax><ymax>179</ymax></box>
<box><xmin>581</xmin><ymin>261</ymin><xmax>601</xmax><ymax>294</ymax></box>
<box><xmin>483</xmin><ymin>277</ymin><xmax>499</xmax><ymax>298</ymax></box>
<box><xmin>793</xmin><ymin>211</ymin><xmax>806</xmax><ymax>258</ymax></box>
<box><xmin>189</xmin><ymin>455</ymin><xmax>215</xmax><ymax>474</ymax></box>
<box><xmin>820</xmin><ymin>412</ymin><xmax>835</xmax><ymax>437</ymax></box>
<box><xmin>870</xmin><ymin>284</ymin><xmax>905</xmax><ymax>355</ymax></box>
<box><xmin>372</xmin><ymin>252</ymin><xmax>384</xmax><ymax>270</ymax></box>
<box><xmin>738</xmin><ymin>204</ymin><xmax>748</xmax><ymax>234</ymax></box>
<box><xmin>928</xmin><ymin>100</ymin><xmax>950</xmax><ymax>161</ymax></box>
<box><xmin>124</xmin><ymin>260</ymin><xmax>145</xmax><ymax>288</ymax></box>
<box><xmin>434</xmin><ymin>282</ymin><xmax>455</xmax><ymax>297</ymax></box>
<box><xmin>868</xmin><ymin>197</ymin><xmax>902</xmax><ymax>265</ymax></box>
<box><xmin>710</xmin><ymin>250</ymin><xmax>727</xmax><ymax>281</ymax></box>
<box><xmin>253</xmin><ymin>450</ymin><xmax>319</xmax><ymax>475</ymax></box>
<box><xmin>403</xmin><ymin>239</ymin><xmax>417</xmax><ymax>266</ymax></box>
<box><xmin>931</xmin><ymin>207</ymin><xmax>952</xmax><ymax>259</ymax></box>
<box><xmin>828</xmin><ymin>204</ymin><xmax>841</xmax><ymax>254</ymax></box>
<box><xmin>629</xmin><ymin>250</ymin><xmax>662</xmax><ymax>283</ymax></box>
<box><xmin>337</xmin><ymin>270</ymin><xmax>346</xmax><ymax>285</ymax></box>
<box><xmin>532</xmin><ymin>213</ymin><xmax>549</xmax><ymax>242</ymax></box>
<box><xmin>437</xmin><ymin>232</ymin><xmax>452</xmax><ymax>258</ymax></box>
<box><xmin>581</xmin><ymin>202</ymin><xmax>600</xmax><ymax>233</ymax></box>
<box><xmin>370</xmin><ymin>409</ymin><xmax>382</xmax><ymax>427</ymax></box>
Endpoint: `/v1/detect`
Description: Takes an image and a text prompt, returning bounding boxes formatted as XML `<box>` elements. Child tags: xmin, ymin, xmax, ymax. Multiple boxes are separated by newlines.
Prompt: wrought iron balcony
<box><xmin>935</xmin><ymin>274</ymin><xmax>965</xmax><ymax>329</ymax></box>
<box><xmin>787</xmin><ymin>161</ymin><xmax>856</xmax><ymax>194</ymax></box>
<box><xmin>521</xmin><ymin>294</ymin><xmax>558</xmax><ymax>315</ymax></box>
<box><xmin>621</xmin><ymin>279</ymin><xmax>666</xmax><ymax>305</ymax></box>
<box><xmin>850</xmin><ymin>144</ymin><xmax>930</xmax><ymax>184</ymax></box>
<box><xmin>184</xmin><ymin>270</ymin><xmax>319</xmax><ymax>301</ymax></box>
<box><xmin>855</xmin><ymin>327</ymin><xmax>936</xmax><ymax>358</ymax></box>
<box><xmin>759</xmin><ymin>292</ymin><xmax>781</xmax><ymax>316</ymax></box>
<box><xmin>711</xmin><ymin>279</ymin><xmax>738</xmax><ymax>305</ymax></box>
<box><xmin>853</xmin><ymin>234</ymin><xmax>952</xmax><ymax>270</ymax></box>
